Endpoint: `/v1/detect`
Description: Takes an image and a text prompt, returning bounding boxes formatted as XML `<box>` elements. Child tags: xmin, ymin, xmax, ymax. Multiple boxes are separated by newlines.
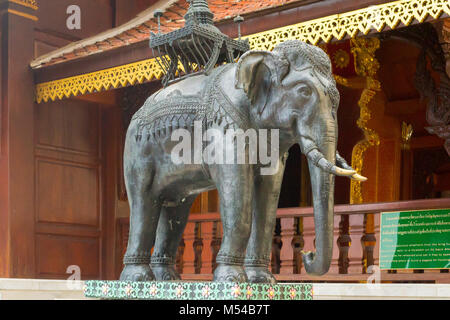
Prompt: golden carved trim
<box><xmin>7</xmin><ymin>8</ymin><xmax>38</xmax><ymax>21</ymax></box>
<box><xmin>9</xmin><ymin>0</ymin><xmax>38</xmax><ymax>10</ymax></box>
<box><xmin>247</xmin><ymin>0</ymin><xmax>450</xmax><ymax>49</ymax></box>
<box><xmin>349</xmin><ymin>37</ymin><xmax>381</xmax><ymax>205</ymax></box>
<box><xmin>36</xmin><ymin>59</ymin><xmax>163</xmax><ymax>103</ymax></box>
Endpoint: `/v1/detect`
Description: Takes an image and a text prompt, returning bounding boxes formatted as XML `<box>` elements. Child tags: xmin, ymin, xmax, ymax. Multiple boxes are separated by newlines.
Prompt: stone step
<box><xmin>1</xmin><ymin>279</ymin><xmax>450</xmax><ymax>300</ymax></box>
<box><xmin>0</xmin><ymin>278</ymin><xmax>88</xmax><ymax>300</ymax></box>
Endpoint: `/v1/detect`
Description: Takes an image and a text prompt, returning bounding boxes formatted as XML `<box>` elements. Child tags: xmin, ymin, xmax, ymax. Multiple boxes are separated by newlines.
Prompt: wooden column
<box><xmin>200</xmin><ymin>192</ymin><xmax>209</xmax><ymax>214</ymax></box>
<box><xmin>0</xmin><ymin>0</ymin><xmax>37</xmax><ymax>278</ymax></box>
<box><xmin>0</xmin><ymin>0</ymin><xmax>8</xmax><ymax>278</ymax></box>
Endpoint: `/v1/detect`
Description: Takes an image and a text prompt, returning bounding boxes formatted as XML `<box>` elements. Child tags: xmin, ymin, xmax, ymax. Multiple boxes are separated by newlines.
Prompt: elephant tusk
<box><xmin>306</xmin><ymin>149</ymin><xmax>357</xmax><ymax>176</ymax></box>
<box><xmin>336</xmin><ymin>151</ymin><xmax>368</xmax><ymax>181</ymax></box>
<box><xmin>351</xmin><ymin>173</ymin><xmax>368</xmax><ymax>182</ymax></box>
<box><xmin>332</xmin><ymin>166</ymin><xmax>357</xmax><ymax>176</ymax></box>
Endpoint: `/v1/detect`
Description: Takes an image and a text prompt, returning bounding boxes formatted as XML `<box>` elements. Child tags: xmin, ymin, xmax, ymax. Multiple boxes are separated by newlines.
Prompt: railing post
<box><xmin>194</xmin><ymin>223</ymin><xmax>203</xmax><ymax>274</ymax></box>
<box><xmin>176</xmin><ymin>238</ymin><xmax>185</xmax><ymax>275</ymax></box>
<box><xmin>271</xmin><ymin>224</ymin><xmax>281</xmax><ymax>274</ymax></box>
<box><xmin>361</xmin><ymin>213</ymin><xmax>376</xmax><ymax>273</ymax></box>
<box><xmin>200</xmin><ymin>221</ymin><xmax>215</xmax><ymax>274</ymax></box>
<box><xmin>182</xmin><ymin>221</ymin><xmax>197</xmax><ymax>274</ymax></box>
<box><xmin>279</xmin><ymin>217</ymin><xmax>296</xmax><ymax>274</ymax></box>
<box><xmin>337</xmin><ymin>215</ymin><xmax>351</xmax><ymax>274</ymax></box>
<box><xmin>211</xmin><ymin>221</ymin><xmax>222</xmax><ymax>272</ymax></box>
<box><xmin>292</xmin><ymin>218</ymin><xmax>304</xmax><ymax>273</ymax></box>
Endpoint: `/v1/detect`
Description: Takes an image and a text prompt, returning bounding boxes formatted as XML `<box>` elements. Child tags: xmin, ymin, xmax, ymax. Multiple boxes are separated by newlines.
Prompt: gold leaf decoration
<box><xmin>349</xmin><ymin>37</ymin><xmax>381</xmax><ymax>204</ymax></box>
<box><xmin>333</xmin><ymin>49</ymin><xmax>350</xmax><ymax>69</ymax></box>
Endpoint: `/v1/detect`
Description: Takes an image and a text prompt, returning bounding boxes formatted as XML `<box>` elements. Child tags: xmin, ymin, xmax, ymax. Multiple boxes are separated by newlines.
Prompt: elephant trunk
<box><xmin>303</xmin><ymin>155</ymin><xmax>335</xmax><ymax>275</ymax></box>
<box><xmin>299</xmin><ymin>127</ymin><xmax>337</xmax><ymax>276</ymax></box>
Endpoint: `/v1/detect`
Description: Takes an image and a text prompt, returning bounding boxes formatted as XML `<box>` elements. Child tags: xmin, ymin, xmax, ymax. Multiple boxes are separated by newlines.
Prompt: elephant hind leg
<box><xmin>151</xmin><ymin>195</ymin><xmax>197</xmax><ymax>281</ymax></box>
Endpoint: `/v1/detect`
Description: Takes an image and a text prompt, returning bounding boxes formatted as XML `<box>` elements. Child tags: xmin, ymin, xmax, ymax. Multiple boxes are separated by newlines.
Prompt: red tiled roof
<box><xmin>31</xmin><ymin>0</ymin><xmax>303</xmax><ymax>69</ymax></box>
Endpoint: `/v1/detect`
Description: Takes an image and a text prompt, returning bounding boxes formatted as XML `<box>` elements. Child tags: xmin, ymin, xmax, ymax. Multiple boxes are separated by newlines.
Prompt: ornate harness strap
<box><xmin>204</xmin><ymin>64</ymin><xmax>251</xmax><ymax>131</ymax></box>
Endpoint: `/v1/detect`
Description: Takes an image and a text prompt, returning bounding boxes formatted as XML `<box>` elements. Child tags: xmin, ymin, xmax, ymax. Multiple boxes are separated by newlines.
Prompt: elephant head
<box><xmin>235</xmin><ymin>40</ymin><xmax>366</xmax><ymax>276</ymax></box>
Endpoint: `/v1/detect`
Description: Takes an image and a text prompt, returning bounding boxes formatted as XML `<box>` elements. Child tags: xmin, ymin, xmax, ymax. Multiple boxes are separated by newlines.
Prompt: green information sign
<box><xmin>380</xmin><ymin>208</ymin><xmax>450</xmax><ymax>270</ymax></box>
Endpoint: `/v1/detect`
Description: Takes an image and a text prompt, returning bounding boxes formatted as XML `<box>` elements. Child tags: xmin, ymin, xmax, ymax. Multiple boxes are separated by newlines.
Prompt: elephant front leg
<box><xmin>245</xmin><ymin>152</ymin><xmax>288</xmax><ymax>284</ymax></box>
<box><xmin>211</xmin><ymin>163</ymin><xmax>254</xmax><ymax>283</ymax></box>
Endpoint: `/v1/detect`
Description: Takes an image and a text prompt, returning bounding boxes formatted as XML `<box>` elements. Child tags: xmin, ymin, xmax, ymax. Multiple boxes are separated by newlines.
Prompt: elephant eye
<box><xmin>298</xmin><ymin>85</ymin><xmax>312</xmax><ymax>97</ymax></box>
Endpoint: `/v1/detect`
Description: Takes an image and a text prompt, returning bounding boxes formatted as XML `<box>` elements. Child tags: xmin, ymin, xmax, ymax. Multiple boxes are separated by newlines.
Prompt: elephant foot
<box><xmin>151</xmin><ymin>264</ymin><xmax>181</xmax><ymax>281</ymax></box>
<box><xmin>213</xmin><ymin>264</ymin><xmax>248</xmax><ymax>283</ymax></box>
<box><xmin>245</xmin><ymin>266</ymin><xmax>277</xmax><ymax>284</ymax></box>
<box><xmin>119</xmin><ymin>264</ymin><xmax>155</xmax><ymax>282</ymax></box>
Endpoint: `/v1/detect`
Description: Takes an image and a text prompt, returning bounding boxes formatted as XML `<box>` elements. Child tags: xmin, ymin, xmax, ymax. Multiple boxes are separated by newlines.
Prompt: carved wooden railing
<box><xmin>118</xmin><ymin>198</ymin><xmax>450</xmax><ymax>283</ymax></box>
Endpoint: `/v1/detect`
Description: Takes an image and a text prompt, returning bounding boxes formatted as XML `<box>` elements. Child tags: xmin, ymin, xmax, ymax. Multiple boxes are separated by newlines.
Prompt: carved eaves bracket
<box><xmin>381</xmin><ymin>23</ymin><xmax>450</xmax><ymax>156</ymax></box>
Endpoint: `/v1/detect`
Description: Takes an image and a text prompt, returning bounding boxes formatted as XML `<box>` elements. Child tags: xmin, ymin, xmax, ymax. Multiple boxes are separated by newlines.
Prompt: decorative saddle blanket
<box><xmin>132</xmin><ymin>64</ymin><xmax>251</xmax><ymax>141</ymax></box>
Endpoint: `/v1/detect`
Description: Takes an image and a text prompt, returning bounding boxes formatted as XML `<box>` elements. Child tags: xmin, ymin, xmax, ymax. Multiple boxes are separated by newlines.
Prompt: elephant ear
<box><xmin>235</xmin><ymin>51</ymin><xmax>274</xmax><ymax>114</ymax></box>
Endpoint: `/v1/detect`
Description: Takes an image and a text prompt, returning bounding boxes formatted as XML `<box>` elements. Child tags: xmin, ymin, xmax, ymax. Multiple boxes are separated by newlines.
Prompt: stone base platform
<box><xmin>84</xmin><ymin>281</ymin><xmax>312</xmax><ymax>300</ymax></box>
<box><xmin>0</xmin><ymin>279</ymin><xmax>87</xmax><ymax>300</ymax></box>
<box><xmin>1</xmin><ymin>279</ymin><xmax>450</xmax><ymax>300</ymax></box>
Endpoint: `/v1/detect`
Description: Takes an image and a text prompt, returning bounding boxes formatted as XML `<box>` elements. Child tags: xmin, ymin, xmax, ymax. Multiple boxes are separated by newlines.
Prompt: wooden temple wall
<box><xmin>0</xmin><ymin>0</ymin><xmax>144</xmax><ymax>279</ymax></box>
<box><xmin>34</xmin><ymin>99</ymin><xmax>105</xmax><ymax>279</ymax></box>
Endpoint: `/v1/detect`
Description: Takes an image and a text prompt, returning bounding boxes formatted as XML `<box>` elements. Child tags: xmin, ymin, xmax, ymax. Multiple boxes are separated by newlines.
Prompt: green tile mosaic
<box><xmin>84</xmin><ymin>281</ymin><xmax>313</xmax><ymax>300</ymax></box>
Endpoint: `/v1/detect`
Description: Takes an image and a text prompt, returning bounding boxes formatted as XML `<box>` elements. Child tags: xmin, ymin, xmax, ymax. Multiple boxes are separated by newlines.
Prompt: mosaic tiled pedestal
<box><xmin>84</xmin><ymin>281</ymin><xmax>313</xmax><ymax>300</ymax></box>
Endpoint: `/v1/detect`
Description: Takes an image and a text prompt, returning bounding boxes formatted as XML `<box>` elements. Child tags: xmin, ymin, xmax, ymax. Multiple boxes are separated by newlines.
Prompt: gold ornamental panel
<box><xmin>36</xmin><ymin>59</ymin><xmax>164</xmax><ymax>103</ymax></box>
<box><xmin>349</xmin><ymin>37</ymin><xmax>381</xmax><ymax>204</ymax></box>
<box><xmin>247</xmin><ymin>0</ymin><xmax>449</xmax><ymax>50</ymax></box>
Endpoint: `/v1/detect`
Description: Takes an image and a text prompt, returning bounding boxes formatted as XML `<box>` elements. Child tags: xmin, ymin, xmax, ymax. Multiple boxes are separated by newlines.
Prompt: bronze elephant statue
<box><xmin>120</xmin><ymin>40</ymin><xmax>366</xmax><ymax>283</ymax></box>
